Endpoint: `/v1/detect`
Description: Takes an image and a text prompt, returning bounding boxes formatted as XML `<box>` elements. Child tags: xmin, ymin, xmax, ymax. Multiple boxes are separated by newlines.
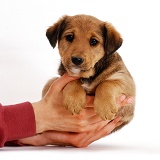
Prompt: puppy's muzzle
<box><xmin>71</xmin><ymin>56</ymin><xmax>84</xmax><ymax>66</ymax></box>
<box><xmin>65</xmin><ymin>56</ymin><xmax>91</xmax><ymax>75</ymax></box>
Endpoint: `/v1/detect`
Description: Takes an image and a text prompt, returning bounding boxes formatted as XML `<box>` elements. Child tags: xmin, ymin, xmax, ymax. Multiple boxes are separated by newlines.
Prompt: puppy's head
<box><xmin>46</xmin><ymin>15</ymin><xmax>122</xmax><ymax>77</ymax></box>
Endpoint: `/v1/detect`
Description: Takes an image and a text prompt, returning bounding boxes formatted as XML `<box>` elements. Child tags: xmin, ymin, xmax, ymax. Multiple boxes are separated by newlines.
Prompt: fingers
<box><xmin>50</xmin><ymin>74</ymin><xmax>79</xmax><ymax>92</ymax></box>
<box><xmin>106</xmin><ymin>116</ymin><xmax>123</xmax><ymax>131</ymax></box>
<box><xmin>126</xmin><ymin>97</ymin><xmax>134</xmax><ymax>104</ymax></box>
<box><xmin>85</xmin><ymin>95</ymin><xmax>94</xmax><ymax>108</ymax></box>
<box><xmin>18</xmin><ymin>134</ymin><xmax>41</xmax><ymax>146</ymax></box>
<box><xmin>78</xmin><ymin>94</ymin><xmax>134</xmax><ymax>132</ymax></box>
<box><xmin>79</xmin><ymin>117</ymin><xmax>122</xmax><ymax>147</ymax></box>
<box><xmin>86</xmin><ymin>94</ymin><xmax>134</xmax><ymax>109</ymax></box>
<box><xmin>93</xmin><ymin>116</ymin><xmax>122</xmax><ymax>137</ymax></box>
<box><xmin>69</xmin><ymin>116</ymin><xmax>122</xmax><ymax>147</ymax></box>
<box><xmin>19</xmin><ymin>116</ymin><xmax>122</xmax><ymax>147</ymax></box>
<box><xmin>116</xmin><ymin>94</ymin><xmax>134</xmax><ymax>109</ymax></box>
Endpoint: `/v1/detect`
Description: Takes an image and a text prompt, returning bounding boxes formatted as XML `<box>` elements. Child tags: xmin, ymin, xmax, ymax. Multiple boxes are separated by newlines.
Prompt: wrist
<box><xmin>32</xmin><ymin>101</ymin><xmax>47</xmax><ymax>134</ymax></box>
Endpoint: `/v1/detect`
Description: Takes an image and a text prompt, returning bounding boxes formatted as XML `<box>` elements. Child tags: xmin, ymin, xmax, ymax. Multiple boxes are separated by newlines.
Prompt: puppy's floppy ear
<box><xmin>103</xmin><ymin>22</ymin><xmax>123</xmax><ymax>55</ymax></box>
<box><xmin>46</xmin><ymin>16</ymin><xmax>67</xmax><ymax>48</ymax></box>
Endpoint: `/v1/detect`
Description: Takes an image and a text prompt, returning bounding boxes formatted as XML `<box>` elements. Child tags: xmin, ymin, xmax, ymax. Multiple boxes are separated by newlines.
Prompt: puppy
<box><xmin>43</xmin><ymin>14</ymin><xmax>136</xmax><ymax>132</ymax></box>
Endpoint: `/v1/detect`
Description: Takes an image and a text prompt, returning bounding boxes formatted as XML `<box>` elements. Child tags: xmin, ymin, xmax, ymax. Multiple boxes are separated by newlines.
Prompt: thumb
<box><xmin>50</xmin><ymin>73</ymin><xmax>79</xmax><ymax>92</ymax></box>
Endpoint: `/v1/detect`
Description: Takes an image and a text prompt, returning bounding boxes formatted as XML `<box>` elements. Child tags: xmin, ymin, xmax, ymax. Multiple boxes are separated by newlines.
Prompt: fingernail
<box><xmin>120</xmin><ymin>95</ymin><xmax>126</xmax><ymax>101</ymax></box>
<box><xmin>127</xmin><ymin>97</ymin><xmax>134</xmax><ymax>104</ymax></box>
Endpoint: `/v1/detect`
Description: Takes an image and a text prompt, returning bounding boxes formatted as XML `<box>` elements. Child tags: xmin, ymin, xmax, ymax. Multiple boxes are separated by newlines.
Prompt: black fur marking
<box><xmin>58</xmin><ymin>61</ymin><xmax>67</xmax><ymax>76</ymax></box>
<box><xmin>100</xmin><ymin>25</ymin><xmax>108</xmax><ymax>53</ymax></box>
<box><xmin>101</xmin><ymin>24</ymin><xmax>123</xmax><ymax>55</ymax></box>
<box><xmin>58</xmin><ymin>20</ymin><xmax>68</xmax><ymax>41</ymax></box>
<box><xmin>80</xmin><ymin>54</ymin><xmax>113</xmax><ymax>84</ymax></box>
<box><xmin>46</xmin><ymin>19</ymin><xmax>67</xmax><ymax>48</ymax></box>
<box><xmin>81</xmin><ymin>77</ymin><xmax>93</xmax><ymax>84</ymax></box>
<box><xmin>58</xmin><ymin>53</ymin><xmax>120</xmax><ymax>85</ymax></box>
<box><xmin>81</xmin><ymin>53</ymin><xmax>122</xmax><ymax>84</ymax></box>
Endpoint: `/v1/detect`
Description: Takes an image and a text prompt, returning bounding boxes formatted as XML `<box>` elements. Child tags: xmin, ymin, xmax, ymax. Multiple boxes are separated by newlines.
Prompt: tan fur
<box><xmin>43</xmin><ymin>14</ymin><xmax>136</xmax><ymax>132</ymax></box>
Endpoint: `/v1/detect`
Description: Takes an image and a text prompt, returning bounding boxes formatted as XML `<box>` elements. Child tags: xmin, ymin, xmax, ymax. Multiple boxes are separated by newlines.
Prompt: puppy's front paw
<box><xmin>94</xmin><ymin>97</ymin><xmax>118</xmax><ymax>120</ymax></box>
<box><xmin>63</xmin><ymin>80</ymin><xmax>86</xmax><ymax>114</ymax></box>
<box><xmin>63</xmin><ymin>93</ymin><xmax>86</xmax><ymax>114</ymax></box>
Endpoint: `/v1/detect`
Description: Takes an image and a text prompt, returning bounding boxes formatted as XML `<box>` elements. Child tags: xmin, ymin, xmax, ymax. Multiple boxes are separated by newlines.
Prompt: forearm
<box><xmin>0</xmin><ymin>102</ymin><xmax>36</xmax><ymax>147</ymax></box>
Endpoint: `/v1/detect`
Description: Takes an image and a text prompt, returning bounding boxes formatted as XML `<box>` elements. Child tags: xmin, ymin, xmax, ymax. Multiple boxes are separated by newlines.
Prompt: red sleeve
<box><xmin>0</xmin><ymin>102</ymin><xmax>36</xmax><ymax>147</ymax></box>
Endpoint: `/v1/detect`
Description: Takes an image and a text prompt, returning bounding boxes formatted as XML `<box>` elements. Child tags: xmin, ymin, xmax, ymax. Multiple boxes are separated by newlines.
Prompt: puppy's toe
<box><xmin>94</xmin><ymin>99</ymin><xmax>118</xmax><ymax>120</ymax></box>
<box><xmin>96</xmin><ymin>109</ymin><xmax>116</xmax><ymax>120</ymax></box>
<box><xmin>63</xmin><ymin>90</ymin><xmax>86</xmax><ymax>114</ymax></box>
<box><xmin>62</xmin><ymin>79</ymin><xmax>86</xmax><ymax>114</ymax></box>
<box><xmin>64</xmin><ymin>98</ymin><xmax>86</xmax><ymax>114</ymax></box>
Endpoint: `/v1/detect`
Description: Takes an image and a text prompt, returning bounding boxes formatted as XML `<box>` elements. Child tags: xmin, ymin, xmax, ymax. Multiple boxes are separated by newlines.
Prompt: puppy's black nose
<box><xmin>71</xmin><ymin>56</ymin><xmax>84</xmax><ymax>65</ymax></box>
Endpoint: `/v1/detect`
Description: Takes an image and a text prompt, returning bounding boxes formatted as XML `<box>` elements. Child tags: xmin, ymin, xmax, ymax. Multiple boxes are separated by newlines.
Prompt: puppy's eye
<box><xmin>66</xmin><ymin>34</ymin><xmax>74</xmax><ymax>42</ymax></box>
<box><xmin>90</xmin><ymin>38</ymin><xmax>99</xmax><ymax>46</ymax></box>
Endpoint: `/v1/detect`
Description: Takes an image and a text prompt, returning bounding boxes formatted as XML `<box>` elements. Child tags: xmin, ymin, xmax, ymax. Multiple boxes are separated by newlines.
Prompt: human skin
<box><xmin>19</xmin><ymin>74</ymin><xmax>134</xmax><ymax>147</ymax></box>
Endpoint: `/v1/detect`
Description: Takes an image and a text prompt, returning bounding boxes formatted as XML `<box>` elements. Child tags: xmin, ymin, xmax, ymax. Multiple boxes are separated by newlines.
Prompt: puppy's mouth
<box><xmin>70</xmin><ymin>68</ymin><xmax>82</xmax><ymax>74</ymax></box>
<box><xmin>65</xmin><ymin>66</ymin><xmax>91</xmax><ymax>76</ymax></box>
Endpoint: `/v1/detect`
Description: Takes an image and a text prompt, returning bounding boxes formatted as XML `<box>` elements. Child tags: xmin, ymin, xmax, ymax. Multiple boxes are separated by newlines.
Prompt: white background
<box><xmin>0</xmin><ymin>0</ymin><xmax>160</xmax><ymax>159</ymax></box>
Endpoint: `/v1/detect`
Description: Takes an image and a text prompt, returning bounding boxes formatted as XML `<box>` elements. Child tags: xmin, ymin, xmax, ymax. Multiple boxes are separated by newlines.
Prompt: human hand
<box><xmin>32</xmin><ymin>74</ymin><xmax>109</xmax><ymax>134</ymax></box>
<box><xmin>19</xmin><ymin>95</ymin><xmax>134</xmax><ymax>147</ymax></box>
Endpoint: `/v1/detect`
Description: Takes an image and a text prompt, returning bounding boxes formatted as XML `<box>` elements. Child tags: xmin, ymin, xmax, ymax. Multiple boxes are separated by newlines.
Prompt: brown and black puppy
<box><xmin>43</xmin><ymin>14</ymin><xmax>136</xmax><ymax>132</ymax></box>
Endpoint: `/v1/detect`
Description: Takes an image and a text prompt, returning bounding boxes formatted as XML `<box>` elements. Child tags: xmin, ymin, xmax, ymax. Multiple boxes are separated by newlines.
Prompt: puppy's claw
<box><xmin>64</xmin><ymin>101</ymin><xmax>85</xmax><ymax>115</ymax></box>
<box><xmin>104</xmin><ymin>116</ymin><xmax>108</xmax><ymax>121</ymax></box>
<box><xmin>95</xmin><ymin>106</ymin><xmax>116</xmax><ymax>121</ymax></box>
<box><xmin>73</xmin><ymin>108</ymin><xmax>83</xmax><ymax>115</ymax></box>
<box><xmin>101</xmin><ymin>114</ymin><xmax>115</xmax><ymax>121</ymax></box>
